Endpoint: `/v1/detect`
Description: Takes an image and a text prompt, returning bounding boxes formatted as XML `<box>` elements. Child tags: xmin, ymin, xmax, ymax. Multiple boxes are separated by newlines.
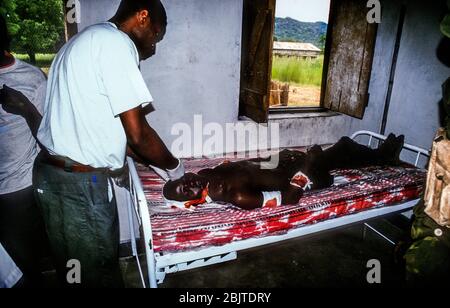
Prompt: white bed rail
<box><xmin>127</xmin><ymin>131</ymin><xmax>430</xmax><ymax>288</ymax></box>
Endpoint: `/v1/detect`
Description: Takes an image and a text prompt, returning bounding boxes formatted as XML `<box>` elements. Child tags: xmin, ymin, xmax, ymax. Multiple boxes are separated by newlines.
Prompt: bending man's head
<box><xmin>111</xmin><ymin>0</ymin><xmax>167</xmax><ymax>60</ymax></box>
<box><xmin>163</xmin><ymin>173</ymin><xmax>208</xmax><ymax>202</ymax></box>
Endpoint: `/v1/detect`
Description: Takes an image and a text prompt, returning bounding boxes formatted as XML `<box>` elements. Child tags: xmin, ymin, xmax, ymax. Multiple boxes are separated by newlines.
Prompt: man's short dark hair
<box><xmin>0</xmin><ymin>14</ymin><xmax>11</xmax><ymax>52</ymax></box>
<box><xmin>115</xmin><ymin>0</ymin><xmax>167</xmax><ymax>27</ymax></box>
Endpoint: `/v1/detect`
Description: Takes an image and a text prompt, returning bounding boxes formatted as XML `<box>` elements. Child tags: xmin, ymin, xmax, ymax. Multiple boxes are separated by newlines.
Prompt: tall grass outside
<box><xmin>271</xmin><ymin>55</ymin><xmax>324</xmax><ymax>107</ymax></box>
<box><xmin>272</xmin><ymin>55</ymin><xmax>324</xmax><ymax>86</ymax></box>
<box><xmin>13</xmin><ymin>53</ymin><xmax>56</xmax><ymax>75</ymax></box>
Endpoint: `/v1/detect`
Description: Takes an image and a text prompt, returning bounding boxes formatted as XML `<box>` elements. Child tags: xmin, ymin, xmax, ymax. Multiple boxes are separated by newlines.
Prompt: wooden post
<box><xmin>269</xmin><ymin>81</ymin><xmax>280</xmax><ymax>106</ymax></box>
<box><xmin>280</xmin><ymin>83</ymin><xmax>289</xmax><ymax>106</ymax></box>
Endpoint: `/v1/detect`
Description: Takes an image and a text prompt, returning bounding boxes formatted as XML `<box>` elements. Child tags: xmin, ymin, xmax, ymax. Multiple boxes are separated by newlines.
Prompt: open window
<box><xmin>239</xmin><ymin>0</ymin><xmax>378</xmax><ymax>122</ymax></box>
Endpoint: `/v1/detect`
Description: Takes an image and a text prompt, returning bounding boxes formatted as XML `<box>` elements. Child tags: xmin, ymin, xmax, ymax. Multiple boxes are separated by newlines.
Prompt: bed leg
<box><xmin>147</xmin><ymin>246</ymin><xmax>158</xmax><ymax>288</ymax></box>
<box><xmin>127</xmin><ymin>193</ymin><xmax>146</xmax><ymax>288</ymax></box>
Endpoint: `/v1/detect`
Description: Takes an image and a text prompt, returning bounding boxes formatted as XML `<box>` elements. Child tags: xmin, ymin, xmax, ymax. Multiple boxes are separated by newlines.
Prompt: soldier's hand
<box><xmin>0</xmin><ymin>85</ymin><xmax>33</xmax><ymax>116</ymax></box>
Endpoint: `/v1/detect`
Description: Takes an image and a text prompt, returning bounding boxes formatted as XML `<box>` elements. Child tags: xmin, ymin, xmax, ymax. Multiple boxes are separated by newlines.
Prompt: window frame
<box><xmin>239</xmin><ymin>0</ymin><xmax>377</xmax><ymax>121</ymax></box>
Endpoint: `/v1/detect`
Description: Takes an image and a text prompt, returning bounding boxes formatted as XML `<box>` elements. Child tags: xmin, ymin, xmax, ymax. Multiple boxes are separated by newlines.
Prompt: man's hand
<box><xmin>113</xmin><ymin>162</ymin><xmax>130</xmax><ymax>190</ymax></box>
<box><xmin>0</xmin><ymin>85</ymin><xmax>32</xmax><ymax>116</ymax></box>
<box><xmin>0</xmin><ymin>84</ymin><xmax>43</xmax><ymax>141</ymax></box>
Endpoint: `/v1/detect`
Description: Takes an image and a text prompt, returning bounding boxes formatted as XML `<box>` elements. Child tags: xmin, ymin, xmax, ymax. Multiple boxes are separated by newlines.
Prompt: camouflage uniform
<box><xmin>404</xmin><ymin>129</ymin><xmax>450</xmax><ymax>285</ymax></box>
<box><xmin>405</xmin><ymin>201</ymin><xmax>450</xmax><ymax>285</ymax></box>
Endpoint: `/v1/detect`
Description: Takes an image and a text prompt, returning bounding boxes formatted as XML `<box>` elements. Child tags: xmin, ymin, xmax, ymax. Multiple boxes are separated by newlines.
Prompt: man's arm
<box><xmin>281</xmin><ymin>185</ymin><xmax>304</xmax><ymax>204</ymax></box>
<box><xmin>126</xmin><ymin>145</ymin><xmax>146</xmax><ymax>164</ymax></box>
<box><xmin>0</xmin><ymin>85</ymin><xmax>42</xmax><ymax>139</ymax></box>
<box><xmin>120</xmin><ymin>106</ymin><xmax>179</xmax><ymax>170</ymax></box>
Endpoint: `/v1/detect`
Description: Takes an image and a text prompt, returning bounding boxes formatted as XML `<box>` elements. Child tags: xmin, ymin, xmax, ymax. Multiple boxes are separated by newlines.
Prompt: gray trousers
<box><xmin>33</xmin><ymin>154</ymin><xmax>124</xmax><ymax>288</ymax></box>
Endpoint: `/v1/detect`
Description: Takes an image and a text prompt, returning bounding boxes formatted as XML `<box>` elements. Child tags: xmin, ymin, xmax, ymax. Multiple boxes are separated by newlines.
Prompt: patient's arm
<box><xmin>212</xmin><ymin>185</ymin><xmax>303</xmax><ymax>210</ymax></box>
<box><xmin>226</xmin><ymin>189</ymin><xmax>264</xmax><ymax>210</ymax></box>
<box><xmin>282</xmin><ymin>185</ymin><xmax>304</xmax><ymax>204</ymax></box>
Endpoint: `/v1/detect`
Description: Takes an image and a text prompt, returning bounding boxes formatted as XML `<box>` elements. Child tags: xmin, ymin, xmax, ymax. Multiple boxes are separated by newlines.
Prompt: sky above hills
<box><xmin>275</xmin><ymin>0</ymin><xmax>331</xmax><ymax>23</ymax></box>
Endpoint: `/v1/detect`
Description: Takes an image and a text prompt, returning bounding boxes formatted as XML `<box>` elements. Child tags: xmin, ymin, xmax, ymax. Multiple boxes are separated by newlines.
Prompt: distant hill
<box><xmin>274</xmin><ymin>17</ymin><xmax>328</xmax><ymax>50</ymax></box>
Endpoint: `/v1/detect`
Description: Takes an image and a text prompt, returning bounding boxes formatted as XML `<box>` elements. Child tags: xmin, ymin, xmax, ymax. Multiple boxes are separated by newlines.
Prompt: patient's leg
<box><xmin>318</xmin><ymin>134</ymin><xmax>404</xmax><ymax>171</ymax></box>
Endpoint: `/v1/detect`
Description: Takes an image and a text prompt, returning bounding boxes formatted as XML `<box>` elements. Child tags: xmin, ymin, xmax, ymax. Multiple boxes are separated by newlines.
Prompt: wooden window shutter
<box><xmin>239</xmin><ymin>0</ymin><xmax>276</xmax><ymax>123</ymax></box>
<box><xmin>323</xmin><ymin>0</ymin><xmax>378</xmax><ymax>119</ymax></box>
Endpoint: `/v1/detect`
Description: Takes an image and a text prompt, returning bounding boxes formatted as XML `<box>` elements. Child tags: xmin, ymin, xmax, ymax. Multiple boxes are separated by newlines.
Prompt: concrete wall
<box><xmin>78</xmin><ymin>0</ymin><xmax>243</xmax><ymax>155</ymax></box>
<box><xmin>77</xmin><ymin>0</ymin><xmax>352</xmax><ymax>154</ymax></box>
<box><xmin>383</xmin><ymin>0</ymin><xmax>449</xmax><ymax>150</ymax></box>
<box><xmin>77</xmin><ymin>0</ymin><xmax>447</xmax><ymax>152</ymax></box>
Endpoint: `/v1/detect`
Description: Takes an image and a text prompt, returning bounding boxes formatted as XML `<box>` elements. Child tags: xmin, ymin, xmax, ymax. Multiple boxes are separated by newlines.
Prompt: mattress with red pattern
<box><xmin>137</xmin><ymin>155</ymin><xmax>426</xmax><ymax>253</ymax></box>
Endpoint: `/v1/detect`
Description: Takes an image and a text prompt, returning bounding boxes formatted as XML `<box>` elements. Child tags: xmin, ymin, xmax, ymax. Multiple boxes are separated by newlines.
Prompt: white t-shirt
<box><xmin>0</xmin><ymin>59</ymin><xmax>46</xmax><ymax>194</ymax></box>
<box><xmin>38</xmin><ymin>22</ymin><xmax>153</xmax><ymax>170</ymax></box>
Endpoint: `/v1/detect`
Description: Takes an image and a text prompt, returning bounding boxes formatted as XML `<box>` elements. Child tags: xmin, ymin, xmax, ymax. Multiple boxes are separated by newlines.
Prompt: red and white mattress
<box><xmin>137</xmin><ymin>155</ymin><xmax>425</xmax><ymax>253</ymax></box>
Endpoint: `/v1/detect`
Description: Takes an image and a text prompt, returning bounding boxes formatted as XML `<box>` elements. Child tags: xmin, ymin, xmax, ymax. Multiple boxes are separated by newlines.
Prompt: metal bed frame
<box><xmin>125</xmin><ymin>130</ymin><xmax>430</xmax><ymax>288</ymax></box>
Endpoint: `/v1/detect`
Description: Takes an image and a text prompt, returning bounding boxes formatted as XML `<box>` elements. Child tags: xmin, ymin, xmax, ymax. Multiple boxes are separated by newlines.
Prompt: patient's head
<box><xmin>163</xmin><ymin>173</ymin><xmax>208</xmax><ymax>201</ymax></box>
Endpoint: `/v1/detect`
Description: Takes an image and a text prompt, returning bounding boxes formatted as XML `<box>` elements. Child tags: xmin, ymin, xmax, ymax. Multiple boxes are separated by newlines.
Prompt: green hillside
<box><xmin>274</xmin><ymin>17</ymin><xmax>328</xmax><ymax>50</ymax></box>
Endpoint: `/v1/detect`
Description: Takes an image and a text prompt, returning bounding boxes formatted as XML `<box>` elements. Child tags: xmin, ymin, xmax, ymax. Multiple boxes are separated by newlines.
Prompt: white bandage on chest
<box><xmin>290</xmin><ymin>171</ymin><xmax>314</xmax><ymax>190</ymax></box>
<box><xmin>262</xmin><ymin>191</ymin><xmax>282</xmax><ymax>208</ymax></box>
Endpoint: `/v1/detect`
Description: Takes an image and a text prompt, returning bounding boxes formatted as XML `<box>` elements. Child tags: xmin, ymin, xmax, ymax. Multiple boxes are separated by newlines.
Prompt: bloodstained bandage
<box><xmin>262</xmin><ymin>191</ymin><xmax>282</xmax><ymax>208</ymax></box>
<box><xmin>290</xmin><ymin>171</ymin><xmax>313</xmax><ymax>190</ymax></box>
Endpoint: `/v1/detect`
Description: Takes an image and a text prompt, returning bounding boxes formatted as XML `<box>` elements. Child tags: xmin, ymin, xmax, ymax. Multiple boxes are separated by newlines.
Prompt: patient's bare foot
<box><xmin>307</xmin><ymin>144</ymin><xmax>323</xmax><ymax>155</ymax></box>
<box><xmin>378</xmin><ymin>134</ymin><xmax>404</xmax><ymax>165</ymax></box>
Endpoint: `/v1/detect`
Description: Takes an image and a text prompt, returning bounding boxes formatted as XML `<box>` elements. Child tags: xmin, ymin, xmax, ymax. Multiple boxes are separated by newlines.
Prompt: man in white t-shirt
<box><xmin>0</xmin><ymin>14</ymin><xmax>49</xmax><ymax>288</ymax></box>
<box><xmin>32</xmin><ymin>0</ymin><xmax>184</xmax><ymax>287</ymax></box>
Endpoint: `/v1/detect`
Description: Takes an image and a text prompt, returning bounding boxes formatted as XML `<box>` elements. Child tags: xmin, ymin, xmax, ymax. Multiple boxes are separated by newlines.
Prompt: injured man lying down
<box><xmin>163</xmin><ymin>134</ymin><xmax>405</xmax><ymax>210</ymax></box>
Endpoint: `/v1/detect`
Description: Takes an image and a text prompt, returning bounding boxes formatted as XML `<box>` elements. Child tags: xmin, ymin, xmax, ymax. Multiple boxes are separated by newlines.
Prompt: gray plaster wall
<box><xmin>383</xmin><ymin>0</ymin><xmax>450</xmax><ymax>150</ymax></box>
<box><xmin>77</xmin><ymin>0</ymin><xmax>447</xmax><ymax>153</ymax></box>
<box><xmin>78</xmin><ymin>0</ymin><xmax>243</xmax><ymax>156</ymax></box>
<box><xmin>77</xmin><ymin>0</ymin><xmax>349</xmax><ymax>153</ymax></box>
